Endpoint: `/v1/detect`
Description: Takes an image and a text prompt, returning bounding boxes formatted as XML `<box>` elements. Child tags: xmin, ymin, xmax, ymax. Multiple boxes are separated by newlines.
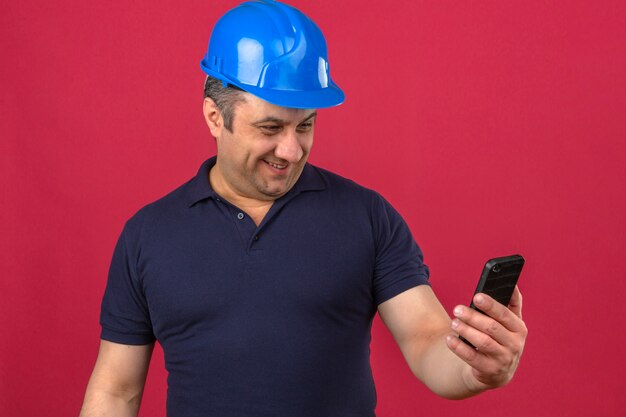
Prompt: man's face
<box><xmin>208</xmin><ymin>93</ymin><xmax>317</xmax><ymax>203</ymax></box>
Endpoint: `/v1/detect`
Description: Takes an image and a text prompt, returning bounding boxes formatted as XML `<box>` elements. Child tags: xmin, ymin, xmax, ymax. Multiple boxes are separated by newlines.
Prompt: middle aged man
<box><xmin>80</xmin><ymin>1</ymin><xmax>527</xmax><ymax>416</ymax></box>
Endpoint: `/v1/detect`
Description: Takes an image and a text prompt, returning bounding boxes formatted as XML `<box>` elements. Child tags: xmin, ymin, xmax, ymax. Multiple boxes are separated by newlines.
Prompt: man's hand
<box><xmin>446</xmin><ymin>286</ymin><xmax>527</xmax><ymax>393</ymax></box>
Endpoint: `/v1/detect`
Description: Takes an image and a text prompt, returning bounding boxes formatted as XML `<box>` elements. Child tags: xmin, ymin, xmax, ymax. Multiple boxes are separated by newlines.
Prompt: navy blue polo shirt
<box><xmin>100</xmin><ymin>157</ymin><xmax>430</xmax><ymax>417</ymax></box>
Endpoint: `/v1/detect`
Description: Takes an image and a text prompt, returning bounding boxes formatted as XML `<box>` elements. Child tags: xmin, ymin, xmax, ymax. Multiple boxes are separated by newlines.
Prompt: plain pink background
<box><xmin>1</xmin><ymin>0</ymin><xmax>625</xmax><ymax>416</ymax></box>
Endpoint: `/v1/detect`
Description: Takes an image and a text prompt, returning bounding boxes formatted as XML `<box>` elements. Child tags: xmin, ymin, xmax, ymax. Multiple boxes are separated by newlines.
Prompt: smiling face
<box><xmin>204</xmin><ymin>93</ymin><xmax>317</xmax><ymax>205</ymax></box>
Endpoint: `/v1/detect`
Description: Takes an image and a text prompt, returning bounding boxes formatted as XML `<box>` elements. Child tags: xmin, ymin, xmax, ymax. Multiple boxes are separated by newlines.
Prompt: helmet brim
<box><xmin>202</xmin><ymin>66</ymin><xmax>345</xmax><ymax>109</ymax></box>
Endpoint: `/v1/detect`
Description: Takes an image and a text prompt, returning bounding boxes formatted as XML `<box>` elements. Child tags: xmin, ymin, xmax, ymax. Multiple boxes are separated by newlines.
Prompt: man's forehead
<box><xmin>240</xmin><ymin>92</ymin><xmax>317</xmax><ymax>122</ymax></box>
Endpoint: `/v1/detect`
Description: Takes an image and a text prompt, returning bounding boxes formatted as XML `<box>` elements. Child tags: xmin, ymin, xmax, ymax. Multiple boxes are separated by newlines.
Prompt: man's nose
<box><xmin>274</xmin><ymin>130</ymin><xmax>304</xmax><ymax>163</ymax></box>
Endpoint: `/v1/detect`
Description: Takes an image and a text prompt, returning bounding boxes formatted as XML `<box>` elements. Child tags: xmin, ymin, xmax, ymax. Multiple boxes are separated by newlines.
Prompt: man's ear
<box><xmin>203</xmin><ymin>97</ymin><xmax>223</xmax><ymax>138</ymax></box>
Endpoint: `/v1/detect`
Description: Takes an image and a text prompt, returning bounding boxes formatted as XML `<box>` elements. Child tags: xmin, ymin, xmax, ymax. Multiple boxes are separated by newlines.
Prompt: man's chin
<box><xmin>260</xmin><ymin>188</ymin><xmax>288</xmax><ymax>199</ymax></box>
<box><xmin>258</xmin><ymin>181</ymin><xmax>293</xmax><ymax>199</ymax></box>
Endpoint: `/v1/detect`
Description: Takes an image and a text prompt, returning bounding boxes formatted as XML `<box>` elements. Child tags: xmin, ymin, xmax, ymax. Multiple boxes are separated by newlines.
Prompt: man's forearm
<box><xmin>79</xmin><ymin>389</ymin><xmax>143</xmax><ymax>417</ymax></box>
<box><xmin>379</xmin><ymin>286</ymin><xmax>526</xmax><ymax>399</ymax></box>
<box><xmin>413</xmin><ymin>331</ymin><xmax>484</xmax><ymax>400</ymax></box>
<box><xmin>80</xmin><ymin>340</ymin><xmax>153</xmax><ymax>417</ymax></box>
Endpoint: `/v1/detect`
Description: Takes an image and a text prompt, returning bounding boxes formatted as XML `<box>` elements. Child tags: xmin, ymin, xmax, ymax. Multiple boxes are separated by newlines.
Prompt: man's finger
<box><xmin>445</xmin><ymin>334</ymin><xmax>493</xmax><ymax>376</ymax></box>
<box><xmin>472</xmin><ymin>292</ymin><xmax>525</xmax><ymax>333</ymax></box>
<box><xmin>452</xmin><ymin>316</ymin><xmax>506</xmax><ymax>354</ymax></box>
<box><xmin>453</xmin><ymin>304</ymin><xmax>513</xmax><ymax>349</ymax></box>
<box><xmin>507</xmin><ymin>286</ymin><xmax>523</xmax><ymax>319</ymax></box>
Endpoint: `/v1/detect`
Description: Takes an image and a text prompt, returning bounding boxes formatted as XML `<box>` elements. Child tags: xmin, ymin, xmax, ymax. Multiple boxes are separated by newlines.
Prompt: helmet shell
<box><xmin>200</xmin><ymin>0</ymin><xmax>345</xmax><ymax>109</ymax></box>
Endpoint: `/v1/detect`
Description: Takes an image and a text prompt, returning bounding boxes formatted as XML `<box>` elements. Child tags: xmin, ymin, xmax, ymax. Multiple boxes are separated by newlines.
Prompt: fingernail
<box><xmin>475</xmin><ymin>294</ymin><xmax>485</xmax><ymax>305</ymax></box>
<box><xmin>451</xmin><ymin>319</ymin><xmax>460</xmax><ymax>329</ymax></box>
<box><xmin>453</xmin><ymin>306</ymin><xmax>463</xmax><ymax>317</ymax></box>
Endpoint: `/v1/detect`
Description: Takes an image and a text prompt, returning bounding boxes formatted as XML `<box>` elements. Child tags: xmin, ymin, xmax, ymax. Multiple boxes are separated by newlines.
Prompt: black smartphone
<box><xmin>460</xmin><ymin>254</ymin><xmax>525</xmax><ymax>347</ymax></box>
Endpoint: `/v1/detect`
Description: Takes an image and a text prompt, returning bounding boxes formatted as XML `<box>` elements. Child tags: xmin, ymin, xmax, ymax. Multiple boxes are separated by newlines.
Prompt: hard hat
<box><xmin>200</xmin><ymin>0</ymin><xmax>344</xmax><ymax>109</ymax></box>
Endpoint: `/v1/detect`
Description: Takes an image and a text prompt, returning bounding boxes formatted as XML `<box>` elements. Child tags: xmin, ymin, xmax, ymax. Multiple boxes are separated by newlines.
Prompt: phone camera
<box><xmin>492</xmin><ymin>265</ymin><xmax>502</xmax><ymax>273</ymax></box>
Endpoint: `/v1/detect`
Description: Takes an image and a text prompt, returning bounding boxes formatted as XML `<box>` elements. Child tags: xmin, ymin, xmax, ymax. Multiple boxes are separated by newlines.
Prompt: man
<box><xmin>80</xmin><ymin>1</ymin><xmax>527</xmax><ymax>416</ymax></box>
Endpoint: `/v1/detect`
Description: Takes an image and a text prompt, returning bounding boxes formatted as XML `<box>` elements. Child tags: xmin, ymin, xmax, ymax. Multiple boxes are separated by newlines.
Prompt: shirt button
<box><xmin>254</xmin><ymin>235</ymin><xmax>259</xmax><ymax>241</ymax></box>
<box><xmin>237</xmin><ymin>212</ymin><xmax>244</xmax><ymax>220</ymax></box>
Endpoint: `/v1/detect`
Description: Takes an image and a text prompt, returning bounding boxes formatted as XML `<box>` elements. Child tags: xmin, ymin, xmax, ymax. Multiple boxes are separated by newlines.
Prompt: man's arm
<box><xmin>79</xmin><ymin>340</ymin><xmax>154</xmax><ymax>417</ymax></box>
<box><xmin>378</xmin><ymin>285</ymin><xmax>527</xmax><ymax>399</ymax></box>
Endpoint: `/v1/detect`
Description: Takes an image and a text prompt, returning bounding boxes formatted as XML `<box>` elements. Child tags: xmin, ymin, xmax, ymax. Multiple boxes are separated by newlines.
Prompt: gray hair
<box><xmin>203</xmin><ymin>76</ymin><xmax>246</xmax><ymax>132</ymax></box>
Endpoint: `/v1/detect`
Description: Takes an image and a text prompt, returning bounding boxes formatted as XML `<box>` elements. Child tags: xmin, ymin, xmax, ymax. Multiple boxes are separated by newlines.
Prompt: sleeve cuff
<box><xmin>100</xmin><ymin>326</ymin><xmax>156</xmax><ymax>345</ymax></box>
<box><xmin>375</xmin><ymin>274</ymin><xmax>431</xmax><ymax>306</ymax></box>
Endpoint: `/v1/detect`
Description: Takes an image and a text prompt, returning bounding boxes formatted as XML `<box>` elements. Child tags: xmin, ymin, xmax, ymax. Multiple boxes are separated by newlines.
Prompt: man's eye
<box><xmin>261</xmin><ymin>126</ymin><xmax>282</xmax><ymax>133</ymax></box>
<box><xmin>297</xmin><ymin>123</ymin><xmax>313</xmax><ymax>131</ymax></box>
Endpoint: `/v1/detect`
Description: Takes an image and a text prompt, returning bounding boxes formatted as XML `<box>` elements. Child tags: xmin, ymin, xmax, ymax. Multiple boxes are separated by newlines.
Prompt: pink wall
<box><xmin>2</xmin><ymin>0</ymin><xmax>624</xmax><ymax>415</ymax></box>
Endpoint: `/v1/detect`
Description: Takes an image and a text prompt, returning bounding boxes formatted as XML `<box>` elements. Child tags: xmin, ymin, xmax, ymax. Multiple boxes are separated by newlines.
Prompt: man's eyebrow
<box><xmin>251</xmin><ymin>116</ymin><xmax>284</xmax><ymax>126</ymax></box>
<box><xmin>300</xmin><ymin>112</ymin><xmax>318</xmax><ymax>123</ymax></box>
<box><xmin>251</xmin><ymin>112</ymin><xmax>318</xmax><ymax>126</ymax></box>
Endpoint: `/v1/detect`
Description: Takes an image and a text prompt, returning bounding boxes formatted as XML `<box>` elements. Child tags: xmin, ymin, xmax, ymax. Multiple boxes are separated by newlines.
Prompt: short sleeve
<box><xmin>99</xmin><ymin>223</ymin><xmax>156</xmax><ymax>345</ymax></box>
<box><xmin>371</xmin><ymin>194</ymin><xmax>430</xmax><ymax>305</ymax></box>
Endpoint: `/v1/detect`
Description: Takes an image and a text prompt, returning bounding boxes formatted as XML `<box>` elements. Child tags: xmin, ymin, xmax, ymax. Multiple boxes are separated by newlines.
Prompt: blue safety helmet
<box><xmin>200</xmin><ymin>0</ymin><xmax>344</xmax><ymax>109</ymax></box>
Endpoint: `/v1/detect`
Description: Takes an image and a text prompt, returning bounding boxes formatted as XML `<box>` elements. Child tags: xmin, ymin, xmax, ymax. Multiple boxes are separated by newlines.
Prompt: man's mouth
<box><xmin>264</xmin><ymin>160</ymin><xmax>287</xmax><ymax>170</ymax></box>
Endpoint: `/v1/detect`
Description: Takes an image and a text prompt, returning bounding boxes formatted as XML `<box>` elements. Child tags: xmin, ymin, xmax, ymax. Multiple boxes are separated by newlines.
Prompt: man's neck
<box><xmin>208</xmin><ymin>165</ymin><xmax>273</xmax><ymax>226</ymax></box>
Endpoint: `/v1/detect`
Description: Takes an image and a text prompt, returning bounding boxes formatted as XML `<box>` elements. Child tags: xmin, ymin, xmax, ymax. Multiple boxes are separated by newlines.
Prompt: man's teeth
<box><xmin>267</xmin><ymin>161</ymin><xmax>286</xmax><ymax>169</ymax></box>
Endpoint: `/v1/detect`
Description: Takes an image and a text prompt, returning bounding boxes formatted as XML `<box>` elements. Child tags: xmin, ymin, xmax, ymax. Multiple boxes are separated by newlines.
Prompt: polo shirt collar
<box><xmin>186</xmin><ymin>156</ymin><xmax>326</xmax><ymax>207</ymax></box>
